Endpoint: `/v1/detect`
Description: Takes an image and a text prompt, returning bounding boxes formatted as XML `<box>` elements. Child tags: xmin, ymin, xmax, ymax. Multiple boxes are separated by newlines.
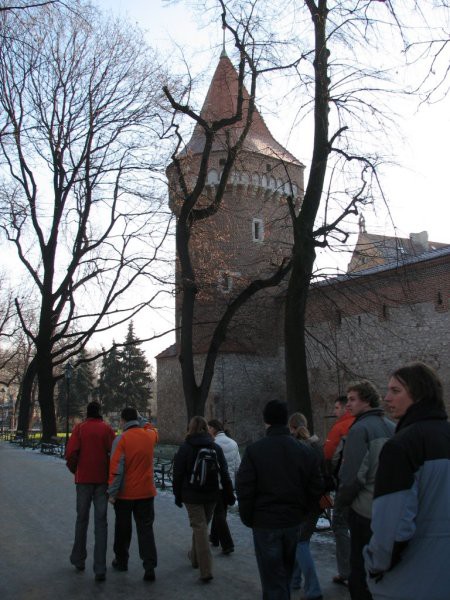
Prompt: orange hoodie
<box><xmin>323</xmin><ymin>412</ymin><xmax>355</xmax><ymax>461</ymax></box>
<box><xmin>108</xmin><ymin>422</ymin><xmax>158</xmax><ymax>500</ymax></box>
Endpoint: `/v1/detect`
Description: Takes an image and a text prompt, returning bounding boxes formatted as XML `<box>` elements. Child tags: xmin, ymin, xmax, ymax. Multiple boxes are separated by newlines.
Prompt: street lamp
<box><xmin>64</xmin><ymin>361</ymin><xmax>73</xmax><ymax>445</ymax></box>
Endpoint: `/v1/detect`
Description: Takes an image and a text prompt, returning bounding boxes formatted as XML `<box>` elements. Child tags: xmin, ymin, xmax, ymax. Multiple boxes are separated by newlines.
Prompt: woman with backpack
<box><xmin>207</xmin><ymin>419</ymin><xmax>241</xmax><ymax>555</ymax></box>
<box><xmin>172</xmin><ymin>416</ymin><xmax>234</xmax><ymax>583</ymax></box>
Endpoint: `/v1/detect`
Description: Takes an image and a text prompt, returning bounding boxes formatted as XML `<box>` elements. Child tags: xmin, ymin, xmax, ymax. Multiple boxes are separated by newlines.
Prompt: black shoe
<box><xmin>200</xmin><ymin>575</ymin><xmax>213</xmax><ymax>583</ymax></box>
<box><xmin>95</xmin><ymin>574</ymin><xmax>106</xmax><ymax>582</ymax></box>
<box><xmin>112</xmin><ymin>559</ymin><xmax>128</xmax><ymax>571</ymax></box>
<box><xmin>222</xmin><ymin>547</ymin><xmax>234</xmax><ymax>555</ymax></box>
<box><xmin>143</xmin><ymin>568</ymin><xmax>155</xmax><ymax>582</ymax></box>
<box><xmin>70</xmin><ymin>560</ymin><xmax>85</xmax><ymax>572</ymax></box>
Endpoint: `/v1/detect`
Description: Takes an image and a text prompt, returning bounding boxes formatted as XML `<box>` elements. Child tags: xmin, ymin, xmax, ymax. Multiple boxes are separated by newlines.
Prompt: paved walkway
<box><xmin>0</xmin><ymin>442</ymin><xmax>349</xmax><ymax>600</ymax></box>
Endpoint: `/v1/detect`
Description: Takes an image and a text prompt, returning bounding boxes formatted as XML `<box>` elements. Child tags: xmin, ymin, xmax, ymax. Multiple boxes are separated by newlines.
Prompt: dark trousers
<box><xmin>113</xmin><ymin>497</ymin><xmax>157</xmax><ymax>571</ymax></box>
<box><xmin>348</xmin><ymin>508</ymin><xmax>373</xmax><ymax>600</ymax></box>
<box><xmin>253</xmin><ymin>525</ymin><xmax>298</xmax><ymax>600</ymax></box>
<box><xmin>210</xmin><ymin>490</ymin><xmax>234</xmax><ymax>551</ymax></box>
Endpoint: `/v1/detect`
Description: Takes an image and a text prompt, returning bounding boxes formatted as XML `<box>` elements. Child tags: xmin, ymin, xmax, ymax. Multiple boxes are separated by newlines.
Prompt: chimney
<box><xmin>409</xmin><ymin>231</ymin><xmax>429</xmax><ymax>253</ymax></box>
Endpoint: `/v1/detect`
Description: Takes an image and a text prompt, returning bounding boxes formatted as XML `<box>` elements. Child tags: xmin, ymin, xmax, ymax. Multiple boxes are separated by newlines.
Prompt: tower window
<box><xmin>219</xmin><ymin>158</ymin><xmax>226</xmax><ymax>166</ymax></box>
<box><xmin>218</xmin><ymin>272</ymin><xmax>233</xmax><ymax>293</ymax></box>
<box><xmin>252</xmin><ymin>218</ymin><xmax>264</xmax><ymax>242</ymax></box>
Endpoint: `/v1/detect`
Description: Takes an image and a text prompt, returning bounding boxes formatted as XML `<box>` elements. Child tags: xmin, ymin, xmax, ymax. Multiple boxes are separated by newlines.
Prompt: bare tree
<box><xmin>162</xmin><ymin>0</ymin><xmax>306</xmax><ymax>421</ymax></box>
<box><xmin>0</xmin><ymin>2</ymin><xmax>172</xmax><ymax>440</ymax></box>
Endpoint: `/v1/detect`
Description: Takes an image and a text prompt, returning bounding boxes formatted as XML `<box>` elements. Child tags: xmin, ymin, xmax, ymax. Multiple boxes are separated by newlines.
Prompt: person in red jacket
<box><xmin>323</xmin><ymin>395</ymin><xmax>355</xmax><ymax>587</ymax></box>
<box><xmin>108</xmin><ymin>406</ymin><xmax>159</xmax><ymax>582</ymax></box>
<box><xmin>65</xmin><ymin>401</ymin><xmax>115</xmax><ymax>582</ymax></box>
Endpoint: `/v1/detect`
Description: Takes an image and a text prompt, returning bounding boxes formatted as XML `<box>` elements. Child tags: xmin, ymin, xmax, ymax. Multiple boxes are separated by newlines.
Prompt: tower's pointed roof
<box><xmin>184</xmin><ymin>53</ymin><xmax>303</xmax><ymax>166</ymax></box>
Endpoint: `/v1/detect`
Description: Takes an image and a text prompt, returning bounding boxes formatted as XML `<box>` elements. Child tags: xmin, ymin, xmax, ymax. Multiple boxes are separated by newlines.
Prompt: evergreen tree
<box><xmin>97</xmin><ymin>344</ymin><xmax>124</xmax><ymax>413</ymax></box>
<box><xmin>57</xmin><ymin>349</ymin><xmax>95</xmax><ymax>420</ymax></box>
<box><xmin>119</xmin><ymin>321</ymin><xmax>153</xmax><ymax>414</ymax></box>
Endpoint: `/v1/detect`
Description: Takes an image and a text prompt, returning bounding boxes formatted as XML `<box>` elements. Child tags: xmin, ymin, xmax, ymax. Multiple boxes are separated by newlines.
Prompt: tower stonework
<box><xmin>157</xmin><ymin>53</ymin><xmax>305</xmax><ymax>442</ymax></box>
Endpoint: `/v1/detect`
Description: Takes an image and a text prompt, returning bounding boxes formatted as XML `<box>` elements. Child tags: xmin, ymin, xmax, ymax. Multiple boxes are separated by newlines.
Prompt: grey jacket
<box><xmin>335</xmin><ymin>408</ymin><xmax>394</xmax><ymax>519</ymax></box>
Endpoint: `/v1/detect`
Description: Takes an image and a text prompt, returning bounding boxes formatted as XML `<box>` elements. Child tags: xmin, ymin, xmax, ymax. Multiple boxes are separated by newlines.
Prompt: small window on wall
<box><xmin>252</xmin><ymin>218</ymin><xmax>264</xmax><ymax>242</ymax></box>
<box><xmin>218</xmin><ymin>272</ymin><xmax>233</xmax><ymax>293</ymax></box>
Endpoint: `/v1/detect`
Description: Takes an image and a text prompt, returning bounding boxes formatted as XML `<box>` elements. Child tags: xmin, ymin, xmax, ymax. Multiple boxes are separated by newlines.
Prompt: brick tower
<box><xmin>158</xmin><ymin>52</ymin><xmax>305</xmax><ymax>442</ymax></box>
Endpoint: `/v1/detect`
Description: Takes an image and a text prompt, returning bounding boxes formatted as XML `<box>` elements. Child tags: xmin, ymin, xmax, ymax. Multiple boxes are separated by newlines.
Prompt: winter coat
<box><xmin>335</xmin><ymin>408</ymin><xmax>394</xmax><ymax>519</ymax></box>
<box><xmin>323</xmin><ymin>412</ymin><xmax>355</xmax><ymax>461</ymax></box>
<box><xmin>364</xmin><ymin>402</ymin><xmax>450</xmax><ymax>600</ymax></box>
<box><xmin>108</xmin><ymin>420</ymin><xmax>158</xmax><ymax>500</ymax></box>
<box><xmin>236</xmin><ymin>424</ymin><xmax>324</xmax><ymax>529</ymax></box>
<box><xmin>172</xmin><ymin>432</ymin><xmax>232</xmax><ymax>505</ymax></box>
<box><xmin>213</xmin><ymin>431</ymin><xmax>241</xmax><ymax>486</ymax></box>
<box><xmin>65</xmin><ymin>417</ymin><xmax>115</xmax><ymax>484</ymax></box>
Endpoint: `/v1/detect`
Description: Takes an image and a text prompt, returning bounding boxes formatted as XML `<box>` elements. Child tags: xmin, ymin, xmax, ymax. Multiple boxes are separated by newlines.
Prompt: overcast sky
<box><xmin>97</xmin><ymin>0</ymin><xmax>450</xmax><ymax>247</ymax></box>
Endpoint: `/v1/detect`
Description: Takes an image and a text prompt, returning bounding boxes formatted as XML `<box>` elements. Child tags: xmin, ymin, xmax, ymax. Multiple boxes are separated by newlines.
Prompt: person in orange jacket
<box><xmin>323</xmin><ymin>395</ymin><xmax>355</xmax><ymax>587</ymax></box>
<box><xmin>108</xmin><ymin>406</ymin><xmax>158</xmax><ymax>582</ymax></box>
<box><xmin>66</xmin><ymin>401</ymin><xmax>115</xmax><ymax>582</ymax></box>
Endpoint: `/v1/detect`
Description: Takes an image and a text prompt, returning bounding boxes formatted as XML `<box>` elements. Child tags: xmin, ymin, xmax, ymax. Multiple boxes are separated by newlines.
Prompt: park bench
<box><xmin>40</xmin><ymin>439</ymin><xmax>65</xmax><ymax>458</ymax></box>
<box><xmin>153</xmin><ymin>453</ymin><xmax>174</xmax><ymax>491</ymax></box>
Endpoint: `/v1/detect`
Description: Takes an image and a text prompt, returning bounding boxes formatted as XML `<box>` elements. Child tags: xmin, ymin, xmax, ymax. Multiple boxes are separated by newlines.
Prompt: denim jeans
<box><xmin>291</xmin><ymin>541</ymin><xmax>322</xmax><ymax>599</ymax></box>
<box><xmin>113</xmin><ymin>497</ymin><xmax>157</xmax><ymax>571</ymax></box>
<box><xmin>70</xmin><ymin>483</ymin><xmax>108</xmax><ymax>575</ymax></box>
<box><xmin>185</xmin><ymin>502</ymin><xmax>216</xmax><ymax>579</ymax></box>
<box><xmin>332</xmin><ymin>505</ymin><xmax>350</xmax><ymax>579</ymax></box>
<box><xmin>253</xmin><ymin>525</ymin><xmax>298</xmax><ymax>600</ymax></box>
<box><xmin>210</xmin><ymin>490</ymin><xmax>234</xmax><ymax>551</ymax></box>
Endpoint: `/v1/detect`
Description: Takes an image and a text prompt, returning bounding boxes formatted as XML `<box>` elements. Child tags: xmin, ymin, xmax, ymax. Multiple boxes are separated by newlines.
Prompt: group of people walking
<box><xmin>65</xmin><ymin>361</ymin><xmax>450</xmax><ymax>600</ymax></box>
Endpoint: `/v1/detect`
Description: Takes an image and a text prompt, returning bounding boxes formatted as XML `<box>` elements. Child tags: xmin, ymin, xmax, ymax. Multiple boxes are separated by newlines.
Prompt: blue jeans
<box><xmin>70</xmin><ymin>483</ymin><xmax>108</xmax><ymax>575</ymax></box>
<box><xmin>253</xmin><ymin>525</ymin><xmax>298</xmax><ymax>600</ymax></box>
<box><xmin>292</xmin><ymin>541</ymin><xmax>322</xmax><ymax>599</ymax></box>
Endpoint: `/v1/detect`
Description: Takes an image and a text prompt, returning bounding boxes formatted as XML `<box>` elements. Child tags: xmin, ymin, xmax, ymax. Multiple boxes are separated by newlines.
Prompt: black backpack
<box><xmin>189</xmin><ymin>446</ymin><xmax>220</xmax><ymax>491</ymax></box>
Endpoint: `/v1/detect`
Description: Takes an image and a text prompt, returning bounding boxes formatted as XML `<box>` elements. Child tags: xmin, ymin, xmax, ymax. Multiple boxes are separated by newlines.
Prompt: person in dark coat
<box><xmin>172</xmin><ymin>416</ymin><xmax>233</xmax><ymax>583</ymax></box>
<box><xmin>236</xmin><ymin>400</ymin><xmax>323</xmax><ymax>600</ymax></box>
<box><xmin>364</xmin><ymin>362</ymin><xmax>450</xmax><ymax>600</ymax></box>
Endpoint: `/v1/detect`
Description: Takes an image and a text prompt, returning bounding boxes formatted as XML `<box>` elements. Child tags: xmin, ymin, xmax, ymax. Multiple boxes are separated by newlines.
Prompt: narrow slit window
<box><xmin>252</xmin><ymin>218</ymin><xmax>264</xmax><ymax>242</ymax></box>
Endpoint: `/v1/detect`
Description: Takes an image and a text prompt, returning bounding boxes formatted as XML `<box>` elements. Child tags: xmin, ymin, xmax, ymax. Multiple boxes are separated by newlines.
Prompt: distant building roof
<box><xmin>347</xmin><ymin>228</ymin><xmax>449</xmax><ymax>274</ymax></box>
<box><xmin>182</xmin><ymin>53</ymin><xmax>303</xmax><ymax>166</ymax></box>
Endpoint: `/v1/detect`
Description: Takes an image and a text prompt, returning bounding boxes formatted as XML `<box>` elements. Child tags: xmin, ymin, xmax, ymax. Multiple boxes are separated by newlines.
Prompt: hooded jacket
<box><xmin>108</xmin><ymin>419</ymin><xmax>158</xmax><ymax>500</ymax></box>
<box><xmin>364</xmin><ymin>402</ymin><xmax>450</xmax><ymax>600</ymax></box>
<box><xmin>172</xmin><ymin>432</ymin><xmax>232</xmax><ymax>505</ymax></box>
<box><xmin>65</xmin><ymin>417</ymin><xmax>115</xmax><ymax>484</ymax></box>
<box><xmin>335</xmin><ymin>408</ymin><xmax>394</xmax><ymax>519</ymax></box>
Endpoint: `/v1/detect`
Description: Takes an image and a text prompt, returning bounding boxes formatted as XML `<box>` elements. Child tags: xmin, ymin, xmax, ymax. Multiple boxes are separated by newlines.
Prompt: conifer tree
<box><xmin>57</xmin><ymin>349</ymin><xmax>95</xmax><ymax>420</ymax></box>
<box><xmin>97</xmin><ymin>344</ymin><xmax>124</xmax><ymax>413</ymax></box>
<box><xmin>119</xmin><ymin>322</ymin><xmax>153</xmax><ymax>414</ymax></box>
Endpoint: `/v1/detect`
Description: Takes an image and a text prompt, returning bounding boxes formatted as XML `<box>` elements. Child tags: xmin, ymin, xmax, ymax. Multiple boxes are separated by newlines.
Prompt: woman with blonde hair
<box><xmin>172</xmin><ymin>416</ymin><xmax>234</xmax><ymax>583</ymax></box>
<box><xmin>289</xmin><ymin>412</ymin><xmax>324</xmax><ymax>600</ymax></box>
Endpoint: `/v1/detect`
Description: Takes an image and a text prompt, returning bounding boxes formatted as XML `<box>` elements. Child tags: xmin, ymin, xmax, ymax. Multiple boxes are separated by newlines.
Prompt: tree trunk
<box><xmin>16</xmin><ymin>357</ymin><xmax>37</xmax><ymax>434</ymax></box>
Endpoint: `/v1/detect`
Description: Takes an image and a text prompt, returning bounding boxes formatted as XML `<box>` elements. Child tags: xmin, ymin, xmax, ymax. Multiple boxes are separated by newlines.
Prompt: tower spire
<box><xmin>221</xmin><ymin>23</ymin><xmax>227</xmax><ymax>58</ymax></box>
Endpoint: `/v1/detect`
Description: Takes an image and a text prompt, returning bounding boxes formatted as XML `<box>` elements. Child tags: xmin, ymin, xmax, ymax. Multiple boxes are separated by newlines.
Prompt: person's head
<box><xmin>334</xmin><ymin>395</ymin><xmax>349</xmax><ymax>419</ymax></box>
<box><xmin>346</xmin><ymin>381</ymin><xmax>380</xmax><ymax>417</ymax></box>
<box><xmin>187</xmin><ymin>415</ymin><xmax>209</xmax><ymax>436</ymax></box>
<box><xmin>86</xmin><ymin>401</ymin><xmax>101</xmax><ymax>418</ymax></box>
<box><xmin>263</xmin><ymin>400</ymin><xmax>288</xmax><ymax>427</ymax></box>
<box><xmin>385</xmin><ymin>362</ymin><xmax>445</xmax><ymax>420</ymax></box>
<box><xmin>121</xmin><ymin>407</ymin><xmax>138</xmax><ymax>423</ymax></box>
<box><xmin>288</xmin><ymin>412</ymin><xmax>310</xmax><ymax>440</ymax></box>
<box><xmin>207</xmin><ymin>419</ymin><xmax>223</xmax><ymax>437</ymax></box>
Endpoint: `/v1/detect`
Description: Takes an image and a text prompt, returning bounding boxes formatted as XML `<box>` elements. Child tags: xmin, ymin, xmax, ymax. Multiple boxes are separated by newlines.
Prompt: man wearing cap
<box><xmin>236</xmin><ymin>400</ymin><xmax>323</xmax><ymax>599</ymax></box>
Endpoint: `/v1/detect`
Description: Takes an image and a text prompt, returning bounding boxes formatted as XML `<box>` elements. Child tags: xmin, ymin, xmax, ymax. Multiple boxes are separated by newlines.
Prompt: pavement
<box><xmin>0</xmin><ymin>442</ymin><xmax>349</xmax><ymax>600</ymax></box>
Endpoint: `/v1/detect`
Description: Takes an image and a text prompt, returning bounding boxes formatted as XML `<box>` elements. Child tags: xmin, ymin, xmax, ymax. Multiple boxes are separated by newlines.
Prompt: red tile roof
<box><xmin>184</xmin><ymin>52</ymin><xmax>303</xmax><ymax>166</ymax></box>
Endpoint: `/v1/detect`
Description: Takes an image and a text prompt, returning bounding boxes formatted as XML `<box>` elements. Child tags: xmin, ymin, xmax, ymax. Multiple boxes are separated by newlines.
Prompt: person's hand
<box><xmin>108</xmin><ymin>496</ymin><xmax>116</xmax><ymax>505</ymax></box>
